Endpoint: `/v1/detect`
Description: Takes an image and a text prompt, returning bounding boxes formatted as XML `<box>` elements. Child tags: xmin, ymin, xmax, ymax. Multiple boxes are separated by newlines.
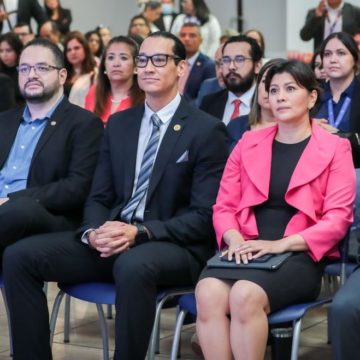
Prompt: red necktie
<box><xmin>230</xmin><ymin>99</ymin><xmax>241</xmax><ymax>121</ymax></box>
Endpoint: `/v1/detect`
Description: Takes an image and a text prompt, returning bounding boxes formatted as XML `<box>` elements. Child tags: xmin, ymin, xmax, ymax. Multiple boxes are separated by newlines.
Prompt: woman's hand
<box><xmin>235</xmin><ymin>240</ymin><xmax>286</xmax><ymax>259</ymax></box>
<box><xmin>222</xmin><ymin>229</ymin><xmax>251</xmax><ymax>264</ymax></box>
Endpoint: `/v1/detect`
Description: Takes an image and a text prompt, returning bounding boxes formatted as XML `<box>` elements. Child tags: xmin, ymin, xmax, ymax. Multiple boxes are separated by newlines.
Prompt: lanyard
<box><xmin>327</xmin><ymin>11</ymin><xmax>342</xmax><ymax>34</ymax></box>
<box><xmin>327</xmin><ymin>96</ymin><xmax>351</xmax><ymax>128</ymax></box>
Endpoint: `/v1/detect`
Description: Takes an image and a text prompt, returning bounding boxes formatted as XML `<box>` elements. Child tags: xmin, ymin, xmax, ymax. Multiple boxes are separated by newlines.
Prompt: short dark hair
<box><xmin>190</xmin><ymin>0</ymin><xmax>210</xmax><ymax>25</ymax></box>
<box><xmin>22</xmin><ymin>38</ymin><xmax>65</xmax><ymax>68</ymax></box>
<box><xmin>265</xmin><ymin>59</ymin><xmax>322</xmax><ymax>98</ymax></box>
<box><xmin>147</xmin><ymin>31</ymin><xmax>186</xmax><ymax>61</ymax></box>
<box><xmin>320</xmin><ymin>31</ymin><xmax>358</xmax><ymax>71</ymax></box>
<box><xmin>41</xmin><ymin>20</ymin><xmax>60</xmax><ymax>34</ymax></box>
<box><xmin>144</xmin><ymin>1</ymin><xmax>161</xmax><ymax>10</ymax></box>
<box><xmin>14</xmin><ymin>22</ymin><xmax>33</xmax><ymax>34</ymax></box>
<box><xmin>0</xmin><ymin>32</ymin><xmax>23</xmax><ymax>58</ymax></box>
<box><xmin>222</xmin><ymin>35</ymin><xmax>263</xmax><ymax>63</ymax></box>
<box><xmin>180</xmin><ymin>22</ymin><xmax>201</xmax><ymax>34</ymax></box>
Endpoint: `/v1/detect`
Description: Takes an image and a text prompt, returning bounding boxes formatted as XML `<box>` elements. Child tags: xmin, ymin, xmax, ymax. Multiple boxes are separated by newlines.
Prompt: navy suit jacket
<box><xmin>0</xmin><ymin>0</ymin><xmax>46</xmax><ymax>33</ymax></box>
<box><xmin>80</xmin><ymin>98</ymin><xmax>229</xmax><ymax>280</ymax></box>
<box><xmin>199</xmin><ymin>88</ymin><xmax>228</xmax><ymax>120</ymax></box>
<box><xmin>0</xmin><ymin>98</ymin><xmax>103</xmax><ymax>223</ymax></box>
<box><xmin>196</xmin><ymin>77</ymin><xmax>223</xmax><ymax>107</ymax></box>
<box><xmin>0</xmin><ymin>73</ymin><xmax>15</xmax><ymax>111</ymax></box>
<box><xmin>183</xmin><ymin>53</ymin><xmax>216</xmax><ymax>104</ymax></box>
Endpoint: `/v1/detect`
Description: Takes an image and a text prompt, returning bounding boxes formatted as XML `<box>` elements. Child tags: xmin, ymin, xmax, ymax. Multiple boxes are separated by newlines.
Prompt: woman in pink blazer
<box><xmin>196</xmin><ymin>60</ymin><xmax>356</xmax><ymax>360</ymax></box>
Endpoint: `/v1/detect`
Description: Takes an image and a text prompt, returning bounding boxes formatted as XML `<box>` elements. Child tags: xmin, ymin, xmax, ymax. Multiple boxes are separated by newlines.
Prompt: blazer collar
<box><xmin>241</xmin><ymin>121</ymin><xmax>338</xmax><ymax>218</ymax></box>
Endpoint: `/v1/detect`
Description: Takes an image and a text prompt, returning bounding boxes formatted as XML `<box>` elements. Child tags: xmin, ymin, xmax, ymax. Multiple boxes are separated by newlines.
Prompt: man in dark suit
<box><xmin>0</xmin><ymin>38</ymin><xmax>103</xmax><ymax>251</ymax></box>
<box><xmin>200</xmin><ymin>35</ymin><xmax>262</xmax><ymax>125</ymax></box>
<box><xmin>0</xmin><ymin>73</ymin><xmax>15</xmax><ymax>111</ymax></box>
<box><xmin>153</xmin><ymin>0</ymin><xmax>178</xmax><ymax>32</ymax></box>
<box><xmin>300</xmin><ymin>0</ymin><xmax>360</xmax><ymax>51</ymax></box>
<box><xmin>3</xmin><ymin>31</ymin><xmax>228</xmax><ymax>360</ymax></box>
<box><xmin>178</xmin><ymin>22</ymin><xmax>216</xmax><ymax>104</ymax></box>
<box><xmin>0</xmin><ymin>0</ymin><xmax>46</xmax><ymax>33</ymax></box>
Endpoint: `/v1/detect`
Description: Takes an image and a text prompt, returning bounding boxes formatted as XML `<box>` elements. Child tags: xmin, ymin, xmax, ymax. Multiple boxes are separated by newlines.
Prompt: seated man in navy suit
<box><xmin>178</xmin><ymin>22</ymin><xmax>216</xmax><ymax>104</ymax></box>
<box><xmin>3</xmin><ymin>31</ymin><xmax>228</xmax><ymax>360</ymax></box>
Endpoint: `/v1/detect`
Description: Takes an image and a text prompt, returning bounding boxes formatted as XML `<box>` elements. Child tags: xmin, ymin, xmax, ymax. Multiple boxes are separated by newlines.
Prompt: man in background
<box><xmin>154</xmin><ymin>0</ymin><xmax>178</xmax><ymax>32</ymax></box>
<box><xmin>13</xmin><ymin>22</ymin><xmax>35</xmax><ymax>45</ymax></box>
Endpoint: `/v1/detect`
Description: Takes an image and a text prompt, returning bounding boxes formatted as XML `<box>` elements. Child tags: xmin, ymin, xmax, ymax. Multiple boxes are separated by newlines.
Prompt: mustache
<box><xmin>25</xmin><ymin>80</ymin><xmax>44</xmax><ymax>88</ymax></box>
<box><xmin>225</xmin><ymin>72</ymin><xmax>242</xmax><ymax>80</ymax></box>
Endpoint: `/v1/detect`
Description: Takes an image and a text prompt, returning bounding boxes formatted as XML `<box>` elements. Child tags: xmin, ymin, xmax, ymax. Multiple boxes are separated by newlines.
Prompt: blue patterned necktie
<box><xmin>121</xmin><ymin>113</ymin><xmax>162</xmax><ymax>223</ymax></box>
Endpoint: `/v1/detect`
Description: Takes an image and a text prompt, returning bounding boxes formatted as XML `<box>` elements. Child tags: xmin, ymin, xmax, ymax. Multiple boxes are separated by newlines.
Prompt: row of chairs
<box><xmin>0</xmin><ymin>227</ymin><xmax>357</xmax><ymax>359</ymax></box>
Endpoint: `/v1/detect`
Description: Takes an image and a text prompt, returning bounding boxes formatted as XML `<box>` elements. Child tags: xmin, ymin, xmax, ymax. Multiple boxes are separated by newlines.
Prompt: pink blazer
<box><xmin>213</xmin><ymin>121</ymin><xmax>356</xmax><ymax>261</ymax></box>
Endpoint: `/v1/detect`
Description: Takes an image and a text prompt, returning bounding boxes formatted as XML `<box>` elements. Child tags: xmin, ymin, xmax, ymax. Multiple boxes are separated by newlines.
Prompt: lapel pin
<box><xmin>50</xmin><ymin>121</ymin><xmax>56</xmax><ymax>126</ymax></box>
<box><xmin>196</xmin><ymin>61</ymin><xmax>201</xmax><ymax>66</ymax></box>
<box><xmin>174</xmin><ymin>124</ymin><xmax>181</xmax><ymax>131</ymax></box>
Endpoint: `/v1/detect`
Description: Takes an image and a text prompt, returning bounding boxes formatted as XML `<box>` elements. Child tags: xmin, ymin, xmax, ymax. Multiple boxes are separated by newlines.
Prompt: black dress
<box><xmin>200</xmin><ymin>137</ymin><xmax>325</xmax><ymax>312</ymax></box>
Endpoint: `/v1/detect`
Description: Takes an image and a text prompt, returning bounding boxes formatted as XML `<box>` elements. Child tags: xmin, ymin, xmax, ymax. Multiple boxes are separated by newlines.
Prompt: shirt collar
<box><xmin>187</xmin><ymin>52</ymin><xmax>200</xmax><ymax>67</ymax></box>
<box><xmin>228</xmin><ymin>84</ymin><xmax>256</xmax><ymax>108</ymax></box>
<box><xmin>144</xmin><ymin>93</ymin><xmax>182</xmax><ymax>125</ymax></box>
<box><xmin>322</xmin><ymin>77</ymin><xmax>355</xmax><ymax>101</ymax></box>
<box><xmin>22</xmin><ymin>95</ymin><xmax>64</xmax><ymax>123</ymax></box>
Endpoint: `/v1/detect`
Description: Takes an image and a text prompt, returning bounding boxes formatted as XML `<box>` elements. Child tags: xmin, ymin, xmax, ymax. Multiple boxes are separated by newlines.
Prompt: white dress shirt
<box><xmin>222</xmin><ymin>85</ymin><xmax>256</xmax><ymax>125</ymax></box>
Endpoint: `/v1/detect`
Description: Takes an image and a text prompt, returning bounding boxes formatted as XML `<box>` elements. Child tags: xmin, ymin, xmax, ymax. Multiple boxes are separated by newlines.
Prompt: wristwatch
<box><xmin>134</xmin><ymin>223</ymin><xmax>150</xmax><ymax>244</ymax></box>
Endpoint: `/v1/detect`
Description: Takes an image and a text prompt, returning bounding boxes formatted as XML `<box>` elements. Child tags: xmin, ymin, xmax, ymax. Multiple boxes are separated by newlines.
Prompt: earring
<box><xmin>104</xmin><ymin>70</ymin><xmax>107</xmax><ymax>74</ymax></box>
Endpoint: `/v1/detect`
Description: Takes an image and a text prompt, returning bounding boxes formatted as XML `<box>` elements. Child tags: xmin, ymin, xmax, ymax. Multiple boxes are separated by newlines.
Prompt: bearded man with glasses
<box><xmin>2</xmin><ymin>31</ymin><xmax>228</xmax><ymax>360</ymax></box>
<box><xmin>0</xmin><ymin>38</ymin><xmax>103</xmax><ymax>255</ymax></box>
<box><xmin>200</xmin><ymin>35</ymin><xmax>263</xmax><ymax>125</ymax></box>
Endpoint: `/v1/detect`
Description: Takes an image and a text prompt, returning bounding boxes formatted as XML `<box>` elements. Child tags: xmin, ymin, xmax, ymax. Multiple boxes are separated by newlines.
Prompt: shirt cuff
<box><xmin>81</xmin><ymin>228</ymin><xmax>95</xmax><ymax>246</ymax></box>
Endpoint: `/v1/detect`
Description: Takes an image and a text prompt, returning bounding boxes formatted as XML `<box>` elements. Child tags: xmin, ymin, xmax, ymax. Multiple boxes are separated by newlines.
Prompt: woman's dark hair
<box><xmin>148</xmin><ymin>31</ymin><xmax>186</xmax><ymax>61</ymax></box>
<box><xmin>222</xmin><ymin>35</ymin><xmax>263</xmax><ymax>63</ymax></box>
<box><xmin>265</xmin><ymin>60</ymin><xmax>322</xmax><ymax>99</ymax></box>
<box><xmin>44</xmin><ymin>0</ymin><xmax>66</xmax><ymax>21</ymax></box>
<box><xmin>249</xmin><ymin>58</ymin><xmax>283</xmax><ymax>126</ymax></box>
<box><xmin>190</xmin><ymin>0</ymin><xmax>210</xmax><ymax>25</ymax></box>
<box><xmin>85</xmin><ymin>30</ymin><xmax>104</xmax><ymax>58</ymax></box>
<box><xmin>245</xmin><ymin>29</ymin><xmax>265</xmax><ymax>57</ymax></box>
<box><xmin>320</xmin><ymin>32</ymin><xmax>358</xmax><ymax>72</ymax></box>
<box><xmin>310</xmin><ymin>48</ymin><xmax>322</xmax><ymax>72</ymax></box>
<box><xmin>95</xmin><ymin>36</ymin><xmax>144</xmax><ymax>118</ymax></box>
<box><xmin>0</xmin><ymin>32</ymin><xmax>23</xmax><ymax>69</ymax></box>
<box><xmin>63</xmin><ymin>31</ymin><xmax>96</xmax><ymax>83</ymax></box>
<box><xmin>128</xmin><ymin>15</ymin><xmax>151</xmax><ymax>38</ymax></box>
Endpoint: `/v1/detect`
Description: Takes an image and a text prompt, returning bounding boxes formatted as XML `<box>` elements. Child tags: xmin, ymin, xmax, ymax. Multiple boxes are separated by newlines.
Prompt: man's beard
<box><xmin>21</xmin><ymin>80</ymin><xmax>59</xmax><ymax>103</ymax></box>
<box><xmin>224</xmin><ymin>69</ymin><xmax>256</xmax><ymax>95</ymax></box>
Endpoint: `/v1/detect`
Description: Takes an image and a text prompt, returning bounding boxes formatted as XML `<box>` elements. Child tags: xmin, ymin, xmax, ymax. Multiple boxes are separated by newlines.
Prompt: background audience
<box><xmin>44</xmin><ymin>0</ymin><xmax>72</xmax><ymax>36</ymax></box>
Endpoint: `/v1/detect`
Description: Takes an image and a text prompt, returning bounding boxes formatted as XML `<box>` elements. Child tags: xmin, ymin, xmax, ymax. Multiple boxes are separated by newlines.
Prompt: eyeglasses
<box><xmin>135</xmin><ymin>54</ymin><xmax>182</xmax><ymax>68</ymax></box>
<box><xmin>221</xmin><ymin>55</ymin><xmax>253</xmax><ymax>67</ymax></box>
<box><xmin>17</xmin><ymin>63</ymin><xmax>62</xmax><ymax>75</ymax></box>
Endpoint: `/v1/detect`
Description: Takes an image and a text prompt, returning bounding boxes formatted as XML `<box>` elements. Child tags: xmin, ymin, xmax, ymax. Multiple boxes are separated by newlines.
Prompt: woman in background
<box><xmin>310</xmin><ymin>49</ymin><xmax>328</xmax><ymax>83</ymax></box>
<box><xmin>85</xmin><ymin>36</ymin><xmax>144</xmax><ymax>124</ymax></box>
<box><xmin>171</xmin><ymin>0</ymin><xmax>221</xmax><ymax>58</ymax></box>
<box><xmin>196</xmin><ymin>60</ymin><xmax>355</xmax><ymax>360</ymax></box>
<box><xmin>0</xmin><ymin>32</ymin><xmax>23</xmax><ymax>104</ymax></box>
<box><xmin>312</xmin><ymin>31</ymin><xmax>360</xmax><ymax>167</ymax></box>
<box><xmin>64</xmin><ymin>31</ymin><xmax>97</xmax><ymax>108</ymax></box>
<box><xmin>85</xmin><ymin>30</ymin><xmax>104</xmax><ymax>63</ymax></box>
<box><xmin>44</xmin><ymin>0</ymin><xmax>72</xmax><ymax>36</ymax></box>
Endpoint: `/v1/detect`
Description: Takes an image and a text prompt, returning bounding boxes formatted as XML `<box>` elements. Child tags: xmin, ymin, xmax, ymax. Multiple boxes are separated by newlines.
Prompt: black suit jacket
<box><xmin>0</xmin><ymin>73</ymin><xmax>15</xmax><ymax>111</ymax></box>
<box><xmin>153</xmin><ymin>12</ymin><xmax>178</xmax><ymax>32</ymax></box>
<box><xmin>312</xmin><ymin>75</ymin><xmax>360</xmax><ymax>167</ymax></box>
<box><xmin>184</xmin><ymin>52</ymin><xmax>216</xmax><ymax>104</ymax></box>
<box><xmin>199</xmin><ymin>88</ymin><xmax>228</xmax><ymax>120</ymax></box>
<box><xmin>80</xmin><ymin>99</ymin><xmax>229</xmax><ymax>280</ymax></box>
<box><xmin>0</xmin><ymin>97</ymin><xmax>103</xmax><ymax>223</ymax></box>
<box><xmin>300</xmin><ymin>2</ymin><xmax>360</xmax><ymax>50</ymax></box>
<box><xmin>0</xmin><ymin>0</ymin><xmax>46</xmax><ymax>33</ymax></box>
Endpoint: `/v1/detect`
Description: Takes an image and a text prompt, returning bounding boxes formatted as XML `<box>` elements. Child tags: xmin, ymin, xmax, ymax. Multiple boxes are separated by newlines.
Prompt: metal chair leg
<box><xmin>170</xmin><ymin>310</ymin><xmax>187</xmax><ymax>360</ymax></box>
<box><xmin>49</xmin><ymin>290</ymin><xmax>65</xmax><ymax>346</ymax></box>
<box><xmin>290</xmin><ymin>319</ymin><xmax>302</xmax><ymax>360</ymax></box>
<box><xmin>1</xmin><ymin>287</ymin><xmax>13</xmax><ymax>356</ymax></box>
<box><xmin>106</xmin><ymin>304</ymin><xmax>113</xmax><ymax>319</ymax></box>
<box><xmin>63</xmin><ymin>294</ymin><xmax>71</xmax><ymax>343</ymax></box>
<box><xmin>96</xmin><ymin>304</ymin><xmax>110</xmax><ymax>360</ymax></box>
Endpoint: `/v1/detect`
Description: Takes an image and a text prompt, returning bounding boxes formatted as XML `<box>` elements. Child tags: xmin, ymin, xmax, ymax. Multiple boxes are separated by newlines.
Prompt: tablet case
<box><xmin>207</xmin><ymin>252</ymin><xmax>293</xmax><ymax>271</ymax></box>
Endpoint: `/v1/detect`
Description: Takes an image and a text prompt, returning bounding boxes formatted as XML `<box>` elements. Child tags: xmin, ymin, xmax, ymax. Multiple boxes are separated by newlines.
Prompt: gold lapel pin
<box><xmin>50</xmin><ymin>121</ymin><xmax>56</xmax><ymax>126</ymax></box>
<box><xmin>174</xmin><ymin>124</ymin><xmax>181</xmax><ymax>131</ymax></box>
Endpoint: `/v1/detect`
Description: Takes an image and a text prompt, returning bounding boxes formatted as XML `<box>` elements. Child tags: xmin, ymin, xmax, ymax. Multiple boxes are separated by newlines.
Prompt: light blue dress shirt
<box><xmin>0</xmin><ymin>96</ymin><xmax>64</xmax><ymax>197</ymax></box>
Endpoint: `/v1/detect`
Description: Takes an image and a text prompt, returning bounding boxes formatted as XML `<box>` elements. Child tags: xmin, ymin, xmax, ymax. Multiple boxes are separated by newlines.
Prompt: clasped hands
<box><xmin>223</xmin><ymin>230</ymin><xmax>285</xmax><ymax>265</ymax></box>
<box><xmin>88</xmin><ymin>221</ymin><xmax>137</xmax><ymax>258</ymax></box>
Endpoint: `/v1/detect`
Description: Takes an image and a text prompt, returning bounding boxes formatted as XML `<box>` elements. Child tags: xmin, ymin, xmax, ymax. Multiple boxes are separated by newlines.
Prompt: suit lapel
<box><xmin>146</xmin><ymin>99</ymin><xmax>188</xmax><ymax>203</ymax></box>
<box><xmin>349</xmin><ymin>76</ymin><xmax>360</xmax><ymax>133</ymax></box>
<box><xmin>122</xmin><ymin>106</ymin><xmax>144</xmax><ymax>201</ymax></box>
